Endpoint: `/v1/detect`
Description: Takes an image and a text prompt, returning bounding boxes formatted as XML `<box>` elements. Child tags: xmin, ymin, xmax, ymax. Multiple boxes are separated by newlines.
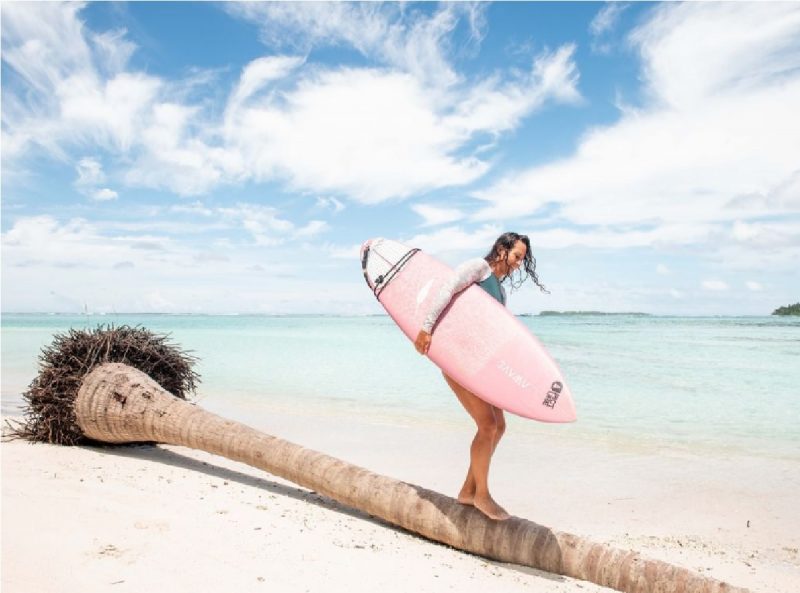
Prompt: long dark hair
<box><xmin>484</xmin><ymin>232</ymin><xmax>548</xmax><ymax>293</ymax></box>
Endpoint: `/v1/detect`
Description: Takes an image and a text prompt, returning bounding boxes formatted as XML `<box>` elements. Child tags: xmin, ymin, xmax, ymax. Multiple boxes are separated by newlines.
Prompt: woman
<box><xmin>414</xmin><ymin>232</ymin><xmax>547</xmax><ymax>521</ymax></box>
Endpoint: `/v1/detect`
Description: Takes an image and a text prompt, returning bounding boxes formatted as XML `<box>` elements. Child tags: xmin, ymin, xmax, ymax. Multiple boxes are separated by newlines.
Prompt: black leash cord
<box><xmin>363</xmin><ymin>247</ymin><xmax>420</xmax><ymax>299</ymax></box>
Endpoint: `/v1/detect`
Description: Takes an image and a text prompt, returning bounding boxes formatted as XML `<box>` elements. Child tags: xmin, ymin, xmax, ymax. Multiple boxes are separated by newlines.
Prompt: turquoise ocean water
<box><xmin>2</xmin><ymin>313</ymin><xmax>798</xmax><ymax>459</ymax></box>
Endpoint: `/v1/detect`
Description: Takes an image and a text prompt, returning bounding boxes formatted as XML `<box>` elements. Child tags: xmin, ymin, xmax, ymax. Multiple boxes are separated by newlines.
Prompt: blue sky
<box><xmin>2</xmin><ymin>2</ymin><xmax>798</xmax><ymax>315</ymax></box>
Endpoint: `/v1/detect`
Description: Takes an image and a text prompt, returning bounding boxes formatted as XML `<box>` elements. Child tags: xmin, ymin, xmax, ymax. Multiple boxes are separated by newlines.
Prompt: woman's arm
<box><xmin>415</xmin><ymin>259</ymin><xmax>490</xmax><ymax>354</ymax></box>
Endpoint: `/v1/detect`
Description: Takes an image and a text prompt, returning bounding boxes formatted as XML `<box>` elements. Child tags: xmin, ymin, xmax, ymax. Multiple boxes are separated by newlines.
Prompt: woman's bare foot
<box><xmin>473</xmin><ymin>494</ymin><xmax>510</xmax><ymax>521</ymax></box>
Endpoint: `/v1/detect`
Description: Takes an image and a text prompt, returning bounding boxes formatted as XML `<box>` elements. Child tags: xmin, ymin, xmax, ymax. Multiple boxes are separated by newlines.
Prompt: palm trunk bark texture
<box><xmin>75</xmin><ymin>363</ymin><xmax>749</xmax><ymax>593</ymax></box>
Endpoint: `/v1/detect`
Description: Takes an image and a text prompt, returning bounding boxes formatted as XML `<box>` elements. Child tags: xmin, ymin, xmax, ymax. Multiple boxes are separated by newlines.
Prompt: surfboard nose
<box><xmin>360</xmin><ymin>239</ymin><xmax>378</xmax><ymax>290</ymax></box>
<box><xmin>360</xmin><ymin>239</ymin><xmax>373</xmax><ymax>261</ymax></box>
<box><xmin>544</xmin><ymin>376</ymin><xmax>577</xmax><ymax>422</ymax></box>
<box><xmin>558</xmin><ymin>382</ymin><xmax>578</xmax><ymax>422</ymax></box>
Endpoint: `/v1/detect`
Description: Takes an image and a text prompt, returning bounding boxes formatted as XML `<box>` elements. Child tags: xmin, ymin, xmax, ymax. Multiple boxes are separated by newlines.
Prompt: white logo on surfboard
<box><xmin>498</xmin><ymin>360</ymin><xmax>531</xmax><ymax>389</ymax></box>
<box><xmin>416</xmin><ymin>279</ymin><xmax>435</xmax><ymax>306</ymax></box>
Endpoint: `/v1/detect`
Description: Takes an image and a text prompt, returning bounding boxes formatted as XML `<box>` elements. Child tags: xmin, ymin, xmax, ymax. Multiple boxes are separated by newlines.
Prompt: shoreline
<box><xmin>3</xmin><ymin>404</ymin><xmax>799</xmax><ymax>593</ymax></box>
<box><xmin>4</xmin><ymin>384</ymin><xmax>799</xmax><ymax>463</ymax></box>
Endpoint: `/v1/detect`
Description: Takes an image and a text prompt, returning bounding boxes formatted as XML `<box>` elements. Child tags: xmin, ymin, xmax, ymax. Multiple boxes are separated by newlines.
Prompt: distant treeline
<box><xmin>772</xmin><ymin>303</ymin><xmax>800</xmax><ymax>316</ymax></box>
<box><xmin>536</xmin><ymin>311</ymin><xmax>651</xmax><ymax>317</ymax></box>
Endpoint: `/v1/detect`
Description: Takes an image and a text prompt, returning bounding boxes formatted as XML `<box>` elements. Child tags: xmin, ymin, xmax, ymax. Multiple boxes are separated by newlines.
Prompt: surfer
<box><xmin>414</xmin><ymin>232</ymin><xmax>547</xmax><ymax>520</ymax></box>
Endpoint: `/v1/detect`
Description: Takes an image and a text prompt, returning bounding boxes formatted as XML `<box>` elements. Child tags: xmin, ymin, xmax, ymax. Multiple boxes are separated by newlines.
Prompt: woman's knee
<box><xmin>475</xmin><ymin>416</ymin><xmax>500</xmax><ymax>439</ymax></box>
<box><xmin>495</xmin><ymin>418</ymin><xmax>506</xmax><ymax>439</ymax></box>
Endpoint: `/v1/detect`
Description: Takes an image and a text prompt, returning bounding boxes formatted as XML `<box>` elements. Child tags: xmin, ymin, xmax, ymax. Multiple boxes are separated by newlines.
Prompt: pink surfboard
<box><xmin>361</xmin><ymin>238</ymin><xmax>576</xmax><ymax>423</ymax></box>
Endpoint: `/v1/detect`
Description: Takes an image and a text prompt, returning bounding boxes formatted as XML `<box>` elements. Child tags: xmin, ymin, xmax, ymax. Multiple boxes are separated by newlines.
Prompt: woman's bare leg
<box><xmin>456</xmin><ymin>407</ymin><xmax>505</xmax><ymax>505</ymax></box>
<box><xmin>443</xmin><ymin>373</ymin><xmax>509</xmax><ymax>520</ymax></box>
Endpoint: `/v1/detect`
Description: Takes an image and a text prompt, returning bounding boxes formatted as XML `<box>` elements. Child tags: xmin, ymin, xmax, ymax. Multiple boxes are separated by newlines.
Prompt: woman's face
<box><xmin>500</xmin><ymin>240</ymin><xmax>527</xmax><ymax>274</ymax></box>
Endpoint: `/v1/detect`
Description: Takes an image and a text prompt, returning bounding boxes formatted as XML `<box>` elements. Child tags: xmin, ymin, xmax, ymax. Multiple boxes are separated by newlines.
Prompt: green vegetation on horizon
<box><xmin>772</xmin><ymin>303</ymin><xmax>800</xmax><ymax>316</ymax></box>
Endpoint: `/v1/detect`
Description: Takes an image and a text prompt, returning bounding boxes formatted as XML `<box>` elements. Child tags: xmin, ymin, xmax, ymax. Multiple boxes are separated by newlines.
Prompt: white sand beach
<box><xmin>2</xmin><ymin>407</ymin><xmax>798</xmax><ymax>593</ymax></box>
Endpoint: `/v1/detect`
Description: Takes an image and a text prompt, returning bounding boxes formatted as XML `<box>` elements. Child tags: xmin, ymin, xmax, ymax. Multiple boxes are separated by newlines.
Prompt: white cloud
<box><xmin>171</xmin><ymin>201</ymin><xmax>214</xmax><ymax>217</ymax></box>
<box><xmin>1</xmin><ymin>2</ymin><xmax>163</xmax><ymax>160</ymax></box>
<box><xmin>656</xmin><ymin>264</ymin><xmax>670</xmax><ymax>275</ymax></box>
<box><xmin>75</xmin><ymin>157</ymin><xmax>105</xmax><ymax>186</ymax></box>
<box><xmin>2</xmin><ymin>215</ymin><xmax>172</xmax><ymax>269</ymax></box>
<box><xmin>226</xmin><ymin>56</ymin><xmax>305</xmax><ymax>116</ymax></box>
<box><xmin>474</xmin><ymin>94</ymin><xmax>799</xmax><ymax>226</ymax></box>
<box><xmin>443</xmin><ymin>44</ymin><xmax>580</xmax><ymax>138</ymax></box>
<box><xmin>1</xmin><ymin>214</ymin><xmax>333</xmax><ymax>313</ymax></box>
<box><xmin>710</xmin><ymin>218</ymin><xmax>800</xmax><ymax>272</ymax></box>
<box><xmin>215</xmin><ymin>203</ymin><xmax>331</xmax><ymax>245</ymax></box>
<box><xmin>471</xmin><ymin>2</ymin><xmax>800</xmax><ymax>268</ymax></box>
<box><xmin>223</xmin><ymin>66</ymin><xmax>489</xmax><ymax>202</ymax></box>
<box><xmin>702</xmin><ymin>280</ymin><xmax>729</xmax><ymax>292</ymax></box>
<box><xmin>316</xmin><ymin>196</ymin><xmax>345</xmax><ymax>213</ymax></box>
<box><xmin>225</xmin><ymin>2</ymin><xmax>485</xmax><ymax>89</ymax></box>
<box><xmin>91</xmin><ymin>188</ymin><xmax>118</xmax><ymax>201</ymax></box>
<box><xmin>324</xmin><ymin>242</ymin><xmax>363</xmax><ymax>260</ymax></box>
<box><xmin>401</xmin><ymin>224</ymin><xmax>502</xmax><ymax>264</ymax></box>
<box><xmin>590</xmin><ymin>3</ymin><xmax>629</xmax><ymax>54</ymax></box>
<box><xmin>1</xmin><ymin>3</ymin><xmax>92</xmax><ymax>95</ymax></box>
<box><xmin>591</xmin><ymin>3</ymin><xmax>628</xmax><ymax>37</ymax></box>
<box><xmin>746</xmin><ymin>281</ymin><xmax>763</xmax><ymax>292</ymax></box>
<box><xmin>295</xmin><ymin>220</ymin><xmax>329</xmax><ymax>238</ymax></box>
<box><xmin>329</xmin><ymin>224</ymin><xmax>502</xmax><ymax>264</ymax></box>
<box><xmin>221</xmin><ymin>43</ymin><xmax>580</xmax><ymax>203</ymax></box>
<box><xmin>516</xmin><ymin>223</ymin><xmax>714</xmax><ymax>250</ymax></box>
<box><xmin>630</xmin><ymin>2</ymin><xmax>800</xmax><ymax>109</ymax></box>
<box><xmin>124</xmin><ymin>102</ymin><xmax>241</xmax><ymax>196</ymax></box>
<box><xmin>3</xmin><ymin>3</ymin><xmax>581</xmax><ymax>203</ymax></box>
<box><xmin>91</xmin><ymin>28</ymin><xmax>137</xmax><ymax>75</ymax></box>
<box><xmin>1</xmin><ymin>4</ymin><xmax>227</xmax><ymax>197</ymax></box>
<box><xmin>1</xmin><ymin>2</ymin><xmax>159</xmax><ymax>161</ymax></box>
<box><xmin>217</xmin><ymin>204</ymin><xmax>293</xmax><ymax>246</ymax></box>
<box><xmin>730</xmin><ymin>220</ymin><xmax>799</xmax><ymax>249</ymax></box>
<box><xmin>411</xmin><ymin>203</ymin><xmax>465</xmax><ymax>227</ymax></box>
<box><xmin>62</xmin><ymin>71</ymin><xmax>163</xmax><ymax>151</ymax></box>
<box><xmin>74</xmin><ymin>157</ymin><xmax>118</xmax><ymax>200</ymax></box>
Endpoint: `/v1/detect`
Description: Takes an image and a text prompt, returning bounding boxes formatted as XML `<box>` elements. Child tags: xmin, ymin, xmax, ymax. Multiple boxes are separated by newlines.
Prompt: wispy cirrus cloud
<box><xmin>589</xmin><ymin>3</ymin><xmax>629</xmax><ymax>54</ymax></box>
<box><xmin>224</xmin><ymin>2</ymin><xmax>484</xmax><ymax>89</ymax></box>
<box><xmin>1</xmin><ymin>3</ymin><xmax>161</xmax><ymax>160</ymax></box>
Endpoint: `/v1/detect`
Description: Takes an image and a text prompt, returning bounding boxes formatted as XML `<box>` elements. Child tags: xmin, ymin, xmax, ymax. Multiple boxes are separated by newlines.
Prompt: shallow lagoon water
<box><xmin>2</xmin><ymin>313</ymin><xmax>798</xmax><ymax>459</ymax></box>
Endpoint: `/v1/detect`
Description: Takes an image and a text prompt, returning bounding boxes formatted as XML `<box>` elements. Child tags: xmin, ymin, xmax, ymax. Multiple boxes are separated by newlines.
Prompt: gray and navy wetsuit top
<box><xmin>422</xmin><ymin>258</ymin><xmax>506</xmax><ymax>333</ymax></box>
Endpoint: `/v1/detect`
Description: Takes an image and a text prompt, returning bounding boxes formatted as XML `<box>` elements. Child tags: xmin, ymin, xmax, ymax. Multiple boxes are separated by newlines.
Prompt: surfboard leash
<box><xmin>362</xmin><ymin>246</ymin><xmax>420</xmax><ymax>299</ymax></box>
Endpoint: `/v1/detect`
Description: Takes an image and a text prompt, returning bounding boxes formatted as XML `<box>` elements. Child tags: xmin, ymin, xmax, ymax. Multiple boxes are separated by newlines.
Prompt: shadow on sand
<box><xmin>94</xmin><ymin>442</ymin><xmax>566</xmax><ymax>585</ymax></box>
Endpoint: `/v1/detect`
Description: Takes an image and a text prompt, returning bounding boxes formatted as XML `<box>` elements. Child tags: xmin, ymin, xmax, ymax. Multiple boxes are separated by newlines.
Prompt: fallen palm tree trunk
<box><xmin>14</xmin><ymin>327</ymin><xmax>749</xmax><ymax>593</ymax></box>
<box><xmin>77</xmin><ymin>362</ymin><xmax>746</xmax><ymax>593</ymax></box>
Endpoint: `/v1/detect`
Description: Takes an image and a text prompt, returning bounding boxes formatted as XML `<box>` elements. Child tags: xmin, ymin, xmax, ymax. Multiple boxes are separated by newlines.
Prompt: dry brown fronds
<box><xmin>13</xmin><ymin>325</ymin><xmax>199</xmax><ymax>445</ymax></box>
